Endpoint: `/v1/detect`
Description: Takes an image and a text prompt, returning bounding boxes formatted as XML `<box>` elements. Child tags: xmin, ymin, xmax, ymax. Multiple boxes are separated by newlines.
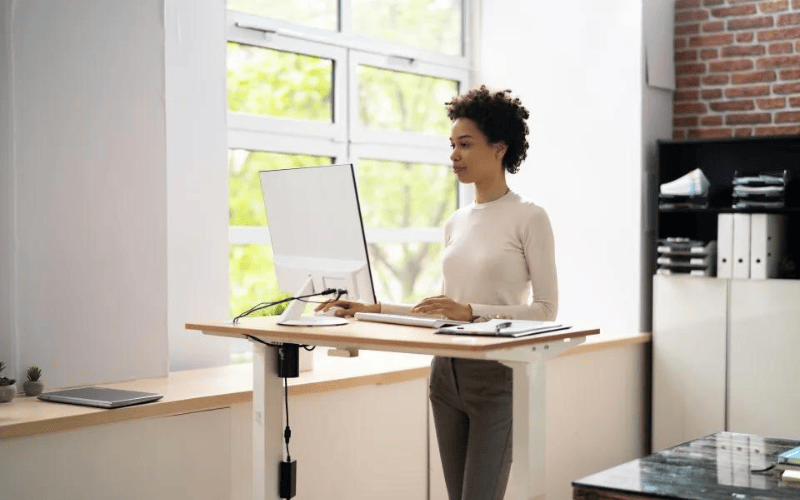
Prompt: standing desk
<box><xmin>186</xmin><ymin>318</ymin><xmax>599</xmax><ymax>500</ymax></box>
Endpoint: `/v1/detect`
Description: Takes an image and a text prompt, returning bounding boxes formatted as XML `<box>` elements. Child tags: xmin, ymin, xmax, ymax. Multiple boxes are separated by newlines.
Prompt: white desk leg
<box><xmin>252</xmin><ymin>343</ymin><xmax>284</xmax><ymax>500</ymax></box>
<box><xmin>507</xmin><ymin>356</ymin><xmax>546</xmax><ymax>500</ymax></box>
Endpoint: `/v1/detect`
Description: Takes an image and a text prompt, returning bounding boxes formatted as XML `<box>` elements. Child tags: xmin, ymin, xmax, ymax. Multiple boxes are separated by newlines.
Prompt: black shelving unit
<box><xmin>653</xmin><ymin>136</ymin><xmax>800</xmax><ymax>279</ymax></box>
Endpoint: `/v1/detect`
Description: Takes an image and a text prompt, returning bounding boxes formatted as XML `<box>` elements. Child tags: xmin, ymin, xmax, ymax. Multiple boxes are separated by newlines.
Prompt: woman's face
<box><xmin>449</xmin><ymin>118</ymin><xmax>506</xmax><ymax>185</ymax></box>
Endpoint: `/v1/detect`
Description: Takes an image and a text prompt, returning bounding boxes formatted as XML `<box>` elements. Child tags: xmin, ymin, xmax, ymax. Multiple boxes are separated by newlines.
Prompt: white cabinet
<box><xmin>230</xmin><ymin>376</ymin><xmax>429</xmax><ymax>500</ymax></box>
<box><xmin>653</xmin><ymin>276</ymin><xmax>800</xmax><ymax>451</ymax></box>
<box><xmin>652</xmin><ymin>275</ymin><xmax>727</xmax><ymax>452</ymax></box>
<box><xmin>729</xmin><ymin>279</ymin><xmax>800</xmax><ymax>439</ymax></box>
<box><xmin>0</xmin><ymin>408</ymin><xmax>232</xmax><ymax>500</ymax></box>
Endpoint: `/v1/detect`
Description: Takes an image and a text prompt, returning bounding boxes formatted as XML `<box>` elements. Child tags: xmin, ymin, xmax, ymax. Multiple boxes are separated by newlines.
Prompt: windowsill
<box><xmin>0</xmin><ymin>333</ymin><xmax>650</xmax><ymax>441</ymax></box>
<box><xmin>0</xmin><ymin>349</ymin><xmax>431</xmax><ymax>441</ymax></box>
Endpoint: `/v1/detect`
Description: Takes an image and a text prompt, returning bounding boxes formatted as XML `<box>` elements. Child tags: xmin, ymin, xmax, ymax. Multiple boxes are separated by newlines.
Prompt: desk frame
<box><xmin>192</xmin><ymin>321</ymin><xmax>593</xmax><ymax>500</ymax></box>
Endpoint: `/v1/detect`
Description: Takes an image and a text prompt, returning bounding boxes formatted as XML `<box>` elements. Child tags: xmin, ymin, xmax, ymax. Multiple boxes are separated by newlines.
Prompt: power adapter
<box><xmin>279</xmin><ymin>459</ymin><xmax>296</xmax><ymax>499</ymax></box>
<box><xmin>277</xmin><ymin>344</ymin><xmax>299</xmax><ymax>378</ymax></box>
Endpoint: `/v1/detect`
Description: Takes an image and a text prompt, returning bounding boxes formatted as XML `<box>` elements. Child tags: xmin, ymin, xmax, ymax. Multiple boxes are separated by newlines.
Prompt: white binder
<box><xmin>717</xmin><ymin>213</ymin><xmax>734</xmax><ymax>278</ymax></box>
<box><xmin>732</xmin><ymin>213</ymin><xmax>751</xmax><ymax>279</ymax></box>
<box><xmin>750</xmin><ymin>213</ymin><xmax>786</xmax><ymax>279</ymax></box>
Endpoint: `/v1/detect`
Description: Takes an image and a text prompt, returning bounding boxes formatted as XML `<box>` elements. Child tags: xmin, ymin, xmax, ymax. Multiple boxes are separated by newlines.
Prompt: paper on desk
<box><xmin>436</xmin><ymin>319</ymin><xmax>567</xmax><ymax>337</ymax></box>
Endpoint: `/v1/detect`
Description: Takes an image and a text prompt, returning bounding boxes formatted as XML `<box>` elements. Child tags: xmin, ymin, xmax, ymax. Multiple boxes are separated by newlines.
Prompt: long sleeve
<box><xmin>468</xmin><ymin>206</ymin><xmax>558</xmax><ymax>321</ymax></box>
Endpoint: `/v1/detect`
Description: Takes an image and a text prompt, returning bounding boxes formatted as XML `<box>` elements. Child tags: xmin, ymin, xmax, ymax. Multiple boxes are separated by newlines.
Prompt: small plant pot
<box><xmin>0</xmin><ymin>385</ymin><xmax>16</xmax><ymax>403</ymax></box>
<box><xmin>24</xmin><ymin>380</ymin><xmax>44</xmax><ymax>397</ymax></box>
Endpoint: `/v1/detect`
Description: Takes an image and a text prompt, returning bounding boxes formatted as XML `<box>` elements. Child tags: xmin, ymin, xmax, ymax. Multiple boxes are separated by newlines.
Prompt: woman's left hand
<box><xmin>411</xmin><ymin>295</ymin><xmax>476</xmax><ymax>322</ymax></box>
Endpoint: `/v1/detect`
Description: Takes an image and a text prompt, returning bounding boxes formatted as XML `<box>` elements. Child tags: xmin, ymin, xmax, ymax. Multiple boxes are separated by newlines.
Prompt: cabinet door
<box><xmin>729</xmin><ymin>279</ymin><xmax>800</xmax><ymax>438</ymax></box>
<box><xmin>0</xmin><ymin>408</ymin><xmax>231</xmax><ymax>500</ymax></box>
<box><xmin>652</xmin><ymin>276</ymin><xmax>727</xmax><ymax>451</ymax></box>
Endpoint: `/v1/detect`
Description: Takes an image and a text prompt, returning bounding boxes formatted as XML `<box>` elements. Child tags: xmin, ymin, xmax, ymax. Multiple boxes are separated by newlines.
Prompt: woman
<box><xmin>317</xmin><ymin>85</ymin><xmax>558</xmax><ymax>500</ymax></box>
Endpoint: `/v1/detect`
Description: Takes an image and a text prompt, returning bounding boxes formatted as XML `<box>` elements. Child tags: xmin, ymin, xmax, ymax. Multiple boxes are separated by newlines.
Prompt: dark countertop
<box><xmin>573</xmin><ymin>432</ymin><xmax>800</xmax><ymax>499</ymax></box>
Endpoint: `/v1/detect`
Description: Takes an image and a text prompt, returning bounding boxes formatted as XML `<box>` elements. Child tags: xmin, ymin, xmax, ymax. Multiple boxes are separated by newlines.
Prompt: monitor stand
<box><xmin>277</xmin><ymin>276</ymin><xmax>348</xmax><ymax>327</ymax></box>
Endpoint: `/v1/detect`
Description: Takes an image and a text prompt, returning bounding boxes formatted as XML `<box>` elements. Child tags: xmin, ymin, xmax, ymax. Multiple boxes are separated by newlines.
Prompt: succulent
<box><xmin>27</xmin><ymin>366</ymin><xmax>42</xmax><ymax>382</ymax></box>
<box><xmin>0</xmin><ymin>361</ymin><xmax>14</xmax><ymax>386</ymax></box>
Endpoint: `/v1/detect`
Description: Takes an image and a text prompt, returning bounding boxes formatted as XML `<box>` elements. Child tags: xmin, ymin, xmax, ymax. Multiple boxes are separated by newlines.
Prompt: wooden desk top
<box><xmin>186</xmin><ymin>317</ymin><xmax>599</xmax><ymax>355</ymax></box>
<box><xmin>573</xmin><ymin>432</ymin><xmax>800</xmax><ymax>499</ymax></box>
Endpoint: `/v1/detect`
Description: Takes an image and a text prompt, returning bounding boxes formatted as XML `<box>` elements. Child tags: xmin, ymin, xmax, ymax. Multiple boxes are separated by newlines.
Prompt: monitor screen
<box><xmin>259</xmin><ymin>164</ymin><xmax>377</xmax><ymax>315</ymax></box>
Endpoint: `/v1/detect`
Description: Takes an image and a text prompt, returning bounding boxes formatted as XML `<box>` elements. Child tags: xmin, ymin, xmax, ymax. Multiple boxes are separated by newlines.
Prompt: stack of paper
<box><xmin>656</xmin><ymin>238</ymin><xmax>717</xmax><ymax>277</ymax></box>
<box><xmin>732</xmin><ymin>170</ymin><xmax>789</xmax><ymax>209</ymax></box>
<box><xmin>659</xmin><ymin>168</ymin><xmax>710</xmax><ymax>209</ymax></box>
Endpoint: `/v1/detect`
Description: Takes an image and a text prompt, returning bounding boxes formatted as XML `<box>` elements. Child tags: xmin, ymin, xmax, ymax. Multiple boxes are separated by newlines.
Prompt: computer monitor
<box><xmin>259</xmin><ymin>163</ymin><xmax>377</xmax><ymax>326</ymax></box>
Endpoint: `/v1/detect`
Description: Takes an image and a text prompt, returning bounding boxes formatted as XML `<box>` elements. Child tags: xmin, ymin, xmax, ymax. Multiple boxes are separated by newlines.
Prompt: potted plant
<box><xmin>24</xmin><ymin>366</ymin><xmax>44</xmax><ymax>396</ymax></box>
<box><xmin>0</xmin><ymin>362</ymin><xmax>16</xmax><ymax>403</ymax></box>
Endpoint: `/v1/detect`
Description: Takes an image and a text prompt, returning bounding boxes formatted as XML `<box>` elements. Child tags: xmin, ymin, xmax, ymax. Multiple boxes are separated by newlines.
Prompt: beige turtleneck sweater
<box><xmin>382</xmin><ymin>190</ymin><xmax>558</xmax><ymax>321</ymax></box>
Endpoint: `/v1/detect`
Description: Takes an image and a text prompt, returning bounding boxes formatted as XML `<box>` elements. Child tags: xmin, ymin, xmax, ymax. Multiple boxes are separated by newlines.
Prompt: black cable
<box><xmin>751</xmin><ymin>463</ymin><xmax>776</xmax><ymax>474</ymax></box>
<box><xmin>244</xmin><ymin>334</ymin><xmax>315</xmax><ymax>351</ymax></box>
<box><xmin>284</xmin><ymin>374</ymin><xmax>291</xmax><ymax>461</ymax></box>
<box><xmin>296</xmin><ymin>288</ymin><xmax>346</xmax><ymax>305</ymax></box>
<box><xmin>244</xmin><ymin>334</ymin><xmax>282</xmax><ymax>348</ymax></box>
<box><xmin>233</xmin><ymin>288</ymin><xmax>342</xmax><ymax>324</ymax></box>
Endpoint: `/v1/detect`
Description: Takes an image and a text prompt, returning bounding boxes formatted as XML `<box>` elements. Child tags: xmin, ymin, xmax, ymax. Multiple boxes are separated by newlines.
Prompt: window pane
<box><xmin>353</xmin><ymin>0</ymin><xmax>462</xmax><ymax>55</ymax></box>
<box><xmin>358</xmin><ymin>66</ymin><xmax>457</xmax><ymax>135</ymax></box>
<box><xmin>357</xmin><ymin>159</ymin><xmax>456</xmax><ymax>229</ymax></box>
<box><xmin>227</xmin><ymin>42</ymin><xmax>333</xmax><ymax>122</ymax></box>
<box><xmin>229</xmin><ymin>150</ymin><xmax>332</xmax><ymax>226</ymax></box>
<box><xmin>227</xmin><ymin>0</ymin><xmax>337</xmax><ymax>31</ymax></box>
<box><xmin>369</xmin><ymin>242</ymin><xmax>443</xmax><ymax>303</ymax></box>
<box><xmin>229</xmin><ymin>244</ymin><xmax>291</xmax><ymax>318</ymax></box>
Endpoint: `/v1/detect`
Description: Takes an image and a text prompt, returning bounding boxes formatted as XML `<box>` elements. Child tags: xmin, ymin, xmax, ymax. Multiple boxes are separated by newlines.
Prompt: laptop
<box><xmin>38</xmin><ymin>387</ymin><xmax>164</xmax><ymax>409</ymax></box>
<box><xmin>354</xmin><ymin>312</ymin><xmax>469</xmax><ymax>329</ymax></box>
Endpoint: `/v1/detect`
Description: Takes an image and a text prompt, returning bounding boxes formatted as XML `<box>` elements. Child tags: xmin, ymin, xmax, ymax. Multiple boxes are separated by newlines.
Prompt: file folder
<box><xmin>731</xmin><ymin>433</ymin><xmax>750</xmax><ymax>487</ymax></box>
<box><xmin>732</xmin><ymin>213</ymin><xmax>751</xmax><ymax>279</ymax></box>
<box><xmin>717</xmin><ymin>213</ymin><xmax>734</xmax><ymax>279</ymax></box>
<box><xmin>750</xmin><ymin>213</ymin><xmax>786</xmax><ymax>279</ymax></box>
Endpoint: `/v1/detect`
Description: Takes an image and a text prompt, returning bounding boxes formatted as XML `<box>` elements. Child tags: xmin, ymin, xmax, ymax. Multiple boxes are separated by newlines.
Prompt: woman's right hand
<box><xmin>314</xmin><ymin>299</ymin><xmax>381</xmax><ymax>317</ymax></box>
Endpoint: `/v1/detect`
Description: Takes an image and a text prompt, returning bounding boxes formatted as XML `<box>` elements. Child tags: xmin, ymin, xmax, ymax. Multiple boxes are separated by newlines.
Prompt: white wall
<box><xmin>478</xmin><ymin>0</ymin><xmax>645</xmax><ymax>336</ymax></box>
<box><xmin>0</xmin><ymin>2</ymin><xmax>16</xmax><ymax>380</ymax></box>
<box><xmin>0</xmin><ymin>0</ymin><xmax>246</xmax><ymax>385</ymax></box>
<box><xmin>165</xmin><ymin>0</ymin><xmax>241</xmax><ymax>370</ymax></box>
<box><xmin>2</xmin><ymin>0</ymin><xmax>172</xmax><ymax>388</ymax></box>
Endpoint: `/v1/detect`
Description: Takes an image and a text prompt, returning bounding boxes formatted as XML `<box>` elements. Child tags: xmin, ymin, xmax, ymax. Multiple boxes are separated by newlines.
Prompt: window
<box><xmin>226</xmin><ymin>1</ymin><xmax>472</xmax><ymax>328</ymax></box>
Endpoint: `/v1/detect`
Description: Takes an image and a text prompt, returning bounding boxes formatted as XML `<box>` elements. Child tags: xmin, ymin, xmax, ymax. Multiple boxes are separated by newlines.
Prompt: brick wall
<box><xmin>673</xmin><ymin>0</ymin><xmax>800</xmax><ymax>139</ymax></box>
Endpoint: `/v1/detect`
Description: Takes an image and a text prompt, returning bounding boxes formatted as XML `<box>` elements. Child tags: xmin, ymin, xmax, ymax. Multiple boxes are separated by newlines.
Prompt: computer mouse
<box><xmin>315</xmin><ymin>306</ymin><xmax>344</xmax><ymax>317</ymax></box>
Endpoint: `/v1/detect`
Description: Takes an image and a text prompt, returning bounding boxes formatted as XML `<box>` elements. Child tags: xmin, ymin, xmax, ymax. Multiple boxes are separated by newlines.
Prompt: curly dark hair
<box><xmin>445</xmin><ymin>85</ymin><xmax>530</xmax><ymax>174</ymax></box>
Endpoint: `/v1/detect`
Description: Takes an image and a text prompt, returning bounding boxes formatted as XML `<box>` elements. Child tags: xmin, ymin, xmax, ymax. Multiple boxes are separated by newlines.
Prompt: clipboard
<box><xmin>436</xmin><ymin>319</ymin><xmax>570</xmax><ymax>338</ymax></box>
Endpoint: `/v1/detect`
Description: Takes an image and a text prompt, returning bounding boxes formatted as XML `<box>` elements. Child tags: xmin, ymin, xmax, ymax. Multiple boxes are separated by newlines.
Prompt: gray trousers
<box><xmin>429</xmin><ymin>356</ymin><xmax>513</xmax><ymax>500</ymax></box>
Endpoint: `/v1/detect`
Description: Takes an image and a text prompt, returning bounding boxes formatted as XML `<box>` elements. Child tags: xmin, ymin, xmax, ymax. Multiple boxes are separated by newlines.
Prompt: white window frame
<box><xmin>227</xmin><ymin>11</ymin><xmax>347</xmax><ymax>141</ymax></box>
<box><xmin>225</xmin><ymin>0</ymin><xmax>475</xmax><ymax>319</ymax></box>
<box><xmin>227</xmin><ymin>3</ymin><xmax>470</xmax><ymax>70</ymax></box>
<box><xmin>348</xmin><ymin>50</ymin><xmax>469</xmax><ymax>150</ymax></box>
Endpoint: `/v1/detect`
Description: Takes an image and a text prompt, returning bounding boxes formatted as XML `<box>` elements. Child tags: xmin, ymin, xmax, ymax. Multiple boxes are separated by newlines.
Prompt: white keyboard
<box><xmin>354</xmin><ymin>312</ymin><xmax>469</xmax><ymax>329</ymax></box>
